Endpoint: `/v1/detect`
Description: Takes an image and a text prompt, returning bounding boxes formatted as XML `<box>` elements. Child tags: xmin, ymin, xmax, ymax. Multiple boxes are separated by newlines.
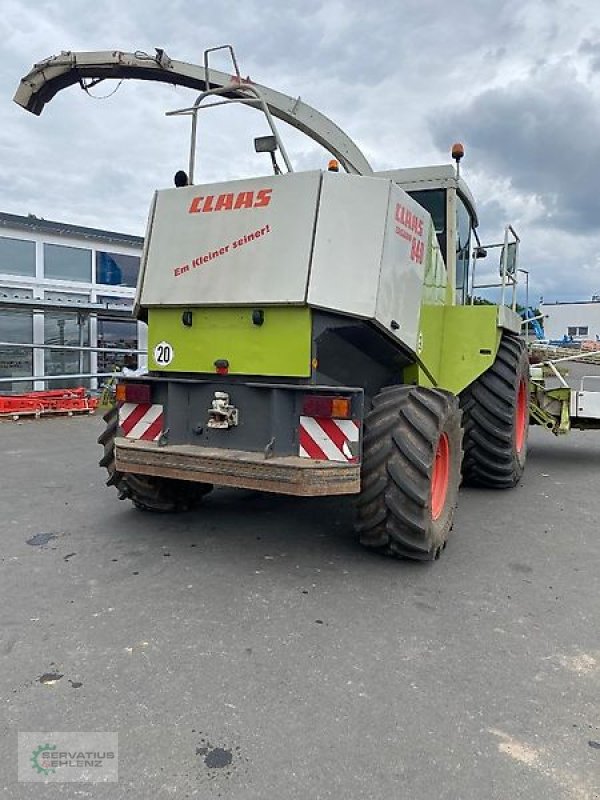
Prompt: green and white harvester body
<box><xmin>15</xmin><ymin>46</ymin><xmax>532</xmax><ymax>560</ymax></box>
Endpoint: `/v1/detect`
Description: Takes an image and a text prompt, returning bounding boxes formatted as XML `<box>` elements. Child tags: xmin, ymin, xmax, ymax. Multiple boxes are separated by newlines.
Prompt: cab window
<box><xmin>408</xmin><ymin>189</ymin><xmax>446</xmax><ymax>261</ymax></box>
<box><xmin>456</xmin><ymin>196</ymin><xmax>471</xmax><ymax>304</ymax></box>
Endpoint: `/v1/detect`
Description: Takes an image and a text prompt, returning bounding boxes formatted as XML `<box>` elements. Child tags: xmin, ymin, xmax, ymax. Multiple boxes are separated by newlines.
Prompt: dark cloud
<box><xmin>579</xmin><ymin>36</ymin><xmax>600</xmax><ymax>72</ymax></box>
<box><xmin>431</xmin><ymin>62</ymin><xmax>600</xmax><ymax>234</ymax></box>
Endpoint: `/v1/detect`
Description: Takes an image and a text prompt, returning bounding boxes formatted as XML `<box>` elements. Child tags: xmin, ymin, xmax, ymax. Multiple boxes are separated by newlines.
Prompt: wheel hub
<box><xmin>431</xmin><ymin>433</ymin><xmax>450</xmax><ymax>521</ymax></box>
<box><xmin>515</xmin><ymin>379</ymin><xmax>528</xmax><ymax>454</ymax></box>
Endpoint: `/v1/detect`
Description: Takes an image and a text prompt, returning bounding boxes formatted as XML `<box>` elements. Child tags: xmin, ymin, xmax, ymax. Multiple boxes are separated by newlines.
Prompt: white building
<box><xmin>541</xmin><ymin>300</ymin><xmax>600</xmax><ymax>343</ymax></box>
<box><xmin>0</xmin><ymin>211</ymin><xmax>145</xmax><ymax>392</ymax></box>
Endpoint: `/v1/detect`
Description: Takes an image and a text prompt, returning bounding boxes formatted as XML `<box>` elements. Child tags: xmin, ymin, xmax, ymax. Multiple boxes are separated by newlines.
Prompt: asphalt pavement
<box><xmin>0</xmin><ymin>414</ymin><xmax>598</xmax><ymax>799</ymax></box>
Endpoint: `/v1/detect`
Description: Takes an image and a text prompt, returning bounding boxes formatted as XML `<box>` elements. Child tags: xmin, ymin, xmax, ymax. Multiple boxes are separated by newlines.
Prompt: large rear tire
<box><xmin>355</xmin><ymin>386</ymin><xmax>463</xmax><ymax>561</ymax></box>
<box><xmin>98</xmin><ymin>405</ymin><xmax>212</xmax><ymax>512</ymax></box>
<box><xmin>460</xmin><ymin>333</ymin><xmax>529</xmax><ymax>488</ymax></box>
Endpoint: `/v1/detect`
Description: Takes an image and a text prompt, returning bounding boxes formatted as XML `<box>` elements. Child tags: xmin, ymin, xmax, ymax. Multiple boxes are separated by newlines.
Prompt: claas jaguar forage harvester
<box><xmin>14</xmin><ymin>45</ymin><xmax>529</xmax><ymax>560</ymax></box>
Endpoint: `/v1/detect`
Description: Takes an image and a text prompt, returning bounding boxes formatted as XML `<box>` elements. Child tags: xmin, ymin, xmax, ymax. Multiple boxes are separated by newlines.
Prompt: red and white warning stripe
<box><xmin>299</xmin><ymin>416</ymin><xmax>360</xmax><ymax>462</ymax></box>
<box><xmin>118</xmin><ymin>403</ymin><xmax>164</xmax><ymax>441</ymax></box>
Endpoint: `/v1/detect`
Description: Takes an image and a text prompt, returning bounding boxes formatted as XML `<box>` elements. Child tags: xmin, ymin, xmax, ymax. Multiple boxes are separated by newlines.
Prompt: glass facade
<box><xmin>0</xmin><ymin>288</ymin><xmax>33</xmax><ymax>392</ymax></box>
<box><xmin>97</xmin><ymin>295</ymin><xmax>138</xmax><ymax>373</ymax></box>
<box><xmin>0</xmin><ymin>236</ymin><xmax>36</xmax><ymax>277</ymax></box>
<box><xmin>44</xmin><ymin>243</ymin><xmax>92</xmax><ymax>282</ymax></box>
<box><xmin>0</xmin><ymin>221</ymin><xmax>144</xmax><ymax>393</ymax></box>
<box><xmin>97</xmin><ymin>251</ymin><xmax>140</xmax><ymax>288</ymax></box>
<box><xmin>44</xmin><ymin>292</ymin><xmax>91</xmax><ymax>389</ymax></box>
<box><xmin>97</xmin><ymin>319</ymin><xmax>138</xmax><ymax>373</ymax></box>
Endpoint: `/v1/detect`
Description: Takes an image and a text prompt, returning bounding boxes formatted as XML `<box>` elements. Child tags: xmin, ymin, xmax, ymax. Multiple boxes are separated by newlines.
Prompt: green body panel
<box><xmin>408</xmin><ymin>305</ymin><xmax>502</xmax><ymax>395</ymax></box>
<box><xmin>437</xmin><ymin>306</ymin><xmax>502</xmax><ymax>394</ymax></box>
<box><xmin>148</xmin><ymin>306</ymin><xmax>312</xmax><ymax>377</ymax></box>
<box><xmin>402</xmin><ymin>199</ymin><xmax>513</xmax><ymax>395</ymax></box>
<box><xmin>403</xmin><ymin>227</ymin><xmax>449</xmax><ymax>388</ymax></box>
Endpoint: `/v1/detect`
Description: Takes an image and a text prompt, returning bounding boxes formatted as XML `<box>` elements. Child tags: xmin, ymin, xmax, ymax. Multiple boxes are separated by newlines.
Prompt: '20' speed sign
<box><xmin>153</xmin><ymin>341</ymin><xmax>174</xmax><ymax>366</ymax></box>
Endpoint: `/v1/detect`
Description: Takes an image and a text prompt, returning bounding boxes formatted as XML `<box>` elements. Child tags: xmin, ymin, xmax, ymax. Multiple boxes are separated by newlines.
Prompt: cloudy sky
<box><xmin>1</xmin><ymin>0</ymin><xmax>599</xmax><ymax>303</ymax></box>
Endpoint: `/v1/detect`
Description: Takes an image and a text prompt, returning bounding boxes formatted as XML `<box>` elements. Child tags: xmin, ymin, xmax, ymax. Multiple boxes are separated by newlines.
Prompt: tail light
<box><xmin>302</xmin><ymin>395</ymin><xmax>351</xmax><ymax>419</ymax></box>
<box><xmin>214</xmin><ymin>359</ymin><xmax>229</xmax><ymax>375</ymax></box>
<box><xmin>115</xmin><ymin>382</ymin><xmax>151</xmax><ymax>404</ymax></box>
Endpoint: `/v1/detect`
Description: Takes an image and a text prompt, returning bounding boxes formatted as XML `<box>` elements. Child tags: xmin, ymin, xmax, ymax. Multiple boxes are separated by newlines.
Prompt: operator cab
<box><xmin>375</xmin><ymin>162</ymin><xmax>478</xmax><ymax>306</ymax></box>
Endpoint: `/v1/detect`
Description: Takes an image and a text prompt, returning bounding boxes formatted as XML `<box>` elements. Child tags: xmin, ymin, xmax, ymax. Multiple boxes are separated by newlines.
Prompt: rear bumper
<box><xmin>115</xmin><ymin>437</ymin><xmax>360</xmax><ymax>497</ymax></box>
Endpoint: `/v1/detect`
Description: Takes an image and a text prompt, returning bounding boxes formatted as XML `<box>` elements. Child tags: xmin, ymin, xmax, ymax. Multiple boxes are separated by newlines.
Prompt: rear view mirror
<box><xmin>473</xmin><ymin>246</ymin><xmax>487</xmax><ymax>259</ymax></box>
<box><xmin>254</xmin><ymin>135</ymin><xmax>282</xmax><ymax>175</ymax></box>
<box><xmin>500</xmin><ymin>241</ymin><xmax>517</xmax><ymax>275</ymax></box>
<box><xmin>254</xmin><ymin>135</ymin><xmax>278</xmax><ymax>154</ymax></box>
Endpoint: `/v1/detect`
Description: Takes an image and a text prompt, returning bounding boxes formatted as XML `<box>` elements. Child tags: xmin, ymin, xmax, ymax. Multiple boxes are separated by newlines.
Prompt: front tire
<box><xmin>460</xmin><ymin>334</ymin><xmax>529</xmax><ymax>488</ymax></box>
<box><xmin>355</xmin><ymin>386</ymin><xmax>463</xmax><ymax>561</ymax></box>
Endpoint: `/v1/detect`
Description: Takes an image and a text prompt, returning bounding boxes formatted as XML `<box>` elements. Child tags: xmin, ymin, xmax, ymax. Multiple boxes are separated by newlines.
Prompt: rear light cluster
<box><xmin>302</xmin><ymin>395</ymin><xmax>351</xmax><ymax>419</ymax></box>
<box><xmin>115</xmin><ymin>382</ymin><xmax>152</xmax><ymax>404</ymax></box>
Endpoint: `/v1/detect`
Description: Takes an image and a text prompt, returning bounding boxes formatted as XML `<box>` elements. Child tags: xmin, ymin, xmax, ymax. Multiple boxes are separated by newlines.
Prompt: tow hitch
<box><xmin>207</xmin><ymin>392</ymin><xmax>239</xmax><ymax>429</ymax></box>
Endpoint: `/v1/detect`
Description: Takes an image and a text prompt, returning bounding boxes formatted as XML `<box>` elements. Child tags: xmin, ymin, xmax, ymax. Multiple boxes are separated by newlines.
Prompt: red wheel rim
<box><xmin>515</xmin><ymin>378</ymin><xmax>528</xmax><ymax>454</ymax></box>
<box><xmin>431</xmin><ymin>433</ymin><xmax>450</xmax><ymax>521</ymax></box>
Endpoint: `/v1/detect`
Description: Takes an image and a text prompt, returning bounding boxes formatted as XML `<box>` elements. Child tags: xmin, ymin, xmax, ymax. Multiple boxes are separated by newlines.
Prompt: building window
<box><xmin>97</xmin><ymin>319</ymin><xmax>138</xmax><ymax>373</ymax></box>
<box><xmin>96</xmin><ymin>295</ymin><xmax>137</xmax><ymax>373</ymax></box>
<box><xmin>44</xmin><ymin>243</ymin><xmax>92</xmax><ymax>282</ymax></box>
<box><xmin>43</xmin><ymin>291</ymin><xmax>90</xmax><ymax>388</ymax></box>
<box><xmin>567</xmin><ymin>326</ymin><xmax>589</xmax><ymax>337</ymax></box>
<box><xmin>97</xmin><ymin>251</ymin><xmax>140</xmax><ymax>288</ymax></box>
<box><xmin>0</xmin><ymin>236</ymin><xmax>36</xmax><ymax>277</ymax></box>
<box><xmin>0</xmin><ymin>288</ymin><xmax>33</xmax><ymax>392</ymax></box>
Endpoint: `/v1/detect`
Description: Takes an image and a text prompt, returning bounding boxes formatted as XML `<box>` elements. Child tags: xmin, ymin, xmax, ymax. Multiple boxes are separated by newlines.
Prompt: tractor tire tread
<box><xmin>460</xmin><ymin>333</ymin><xmax>529</xmax><ymax>488</ymax></box>
<box><xmin>355</xmin><ymin>385</ymin><xmax>462</xmax><ymax>560</ymax></box>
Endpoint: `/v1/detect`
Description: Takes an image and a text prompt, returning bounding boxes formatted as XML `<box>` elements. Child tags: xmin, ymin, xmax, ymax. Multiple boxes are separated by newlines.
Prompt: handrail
<box><xmin>0</xmin><ymin>295</ymin><xmax>136</xmax><ymax>320</ymax></box>
<box><xmin>0</xmin><ymin>372</ymin><xmax>118</xmax><ymax>385</ymax></box>
<box><xmin>469</xmin><ymin>225</ymin><xmax>520</xmax><ymax>310</ymax></box>
<box><xmin>0</xmin><ymin>338</ymin><xmax>143</xmax><ymax>387</ymax></box>
<box><xmin>166</xmin><ymin>79</ymin><xmax>294</xmax><ymax>182</ymax></box>
<box><xmin>0</xmin><ymin>341</ymin><xmax>145</xmax><ymax>355</ymax></box>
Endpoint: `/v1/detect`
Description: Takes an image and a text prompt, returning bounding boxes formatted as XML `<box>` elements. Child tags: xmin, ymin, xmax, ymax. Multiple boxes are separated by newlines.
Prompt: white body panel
<box><xmin>308</xmin><ymin>174</ymin><xmax>389</xmax><ymax>318</ymax></box>
<box><xmin>308</xmin><ymin>175</ymin><xmax>428</xmax><ymax>349</ymax></box>
<box><xmin>376</xmin><ymin>184</ymin><xmax>429</xmax><ymax>350</ymax></box>
<box><xmin>140</xmin><ymin>172</ymin><xmax>321</xmax><ymax>306</ymax></box>
<box><xmin>573</xmin><ymin>376</ymin><xmax>600</xmax><ymax>420</ymax></box>
<box><xmin>141</xmin><ymin>171</ymin><xmax>434</xmax><ymax>353</ymax></box>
